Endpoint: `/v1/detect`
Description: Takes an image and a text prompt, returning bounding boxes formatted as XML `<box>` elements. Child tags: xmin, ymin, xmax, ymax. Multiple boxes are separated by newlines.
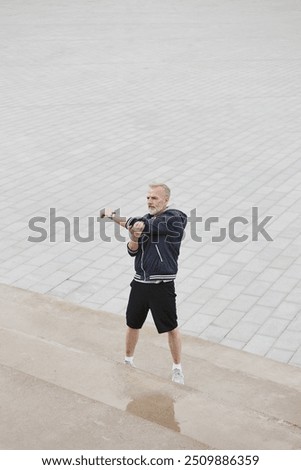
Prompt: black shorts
<box><xmin>126</xmin><ymin>280</ymin><xmax>178</xmax><ymax>334</ymax></box>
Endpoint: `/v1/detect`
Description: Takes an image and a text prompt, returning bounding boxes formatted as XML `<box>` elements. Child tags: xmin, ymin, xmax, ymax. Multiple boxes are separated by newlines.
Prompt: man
<box><xmin>102</xmin><ymin>183</ymin><xmax>187</xmax><ymax>384</ymax></box>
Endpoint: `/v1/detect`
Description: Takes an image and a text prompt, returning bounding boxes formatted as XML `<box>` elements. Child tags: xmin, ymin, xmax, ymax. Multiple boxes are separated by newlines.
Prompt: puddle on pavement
<box><xmin>126</xmin><ymin>393</ymin><xmax>180</xmax><ymax>432</ymax></box>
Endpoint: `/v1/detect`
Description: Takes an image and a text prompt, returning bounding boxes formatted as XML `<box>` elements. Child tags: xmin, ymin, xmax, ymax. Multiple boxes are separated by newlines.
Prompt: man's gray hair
<box><xmin>149</xmin><ymin>183</ymin><xmax>171</xmax><ymax>199</ymax></box>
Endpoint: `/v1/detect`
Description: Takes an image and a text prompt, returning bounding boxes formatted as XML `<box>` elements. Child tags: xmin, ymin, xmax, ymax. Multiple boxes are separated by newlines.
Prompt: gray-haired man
<box><xmin>103</xmin><ymin>183</ymin><xmax>187</xmax><ymax>384</ymax></box>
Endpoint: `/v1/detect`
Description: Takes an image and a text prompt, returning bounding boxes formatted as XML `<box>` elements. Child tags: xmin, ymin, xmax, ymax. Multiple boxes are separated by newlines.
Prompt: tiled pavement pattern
<box><xmin>0</xmin><ymin>0</ymin><xmax>300</xmax><ymax>365</ymax></box>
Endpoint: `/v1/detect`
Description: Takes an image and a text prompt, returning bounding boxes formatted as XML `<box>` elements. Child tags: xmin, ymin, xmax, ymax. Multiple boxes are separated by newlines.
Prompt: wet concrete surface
<box><xmin>126</xmin><ymin>393</ymin><xmax>181</xmax><ymax>433</ymax></box>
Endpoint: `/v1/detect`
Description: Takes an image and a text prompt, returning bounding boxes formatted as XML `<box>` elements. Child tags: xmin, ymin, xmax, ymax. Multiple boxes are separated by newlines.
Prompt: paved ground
<box><xmin>0</xmin><ymin>0</ymin><xmax>300</xmax><ymax>365</ymax></box>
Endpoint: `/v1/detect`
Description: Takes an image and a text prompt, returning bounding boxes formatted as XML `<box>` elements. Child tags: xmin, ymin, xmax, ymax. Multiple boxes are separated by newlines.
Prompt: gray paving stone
<box><xmin>243</xmin><ymin>335</ymin><xmax>276</xmax><ymax>357</ymax></box>
<box><xmin>271</xmin><ymin>275</ymin><xmax>299</xmax><ymax>294</ymax></box>
<box><xmin>231</xmin><ymin>250</ymin><xmax>257</xmax><ymax>264</ymax></box>
<box><xmin>202</xmin><ymin>273</ymin><xmax>232</xmax><ymax>290</ymax></box>
<box><xmin>243</xmin><ymin>258</ymin><xmax>270</xmax><ymax>273</ymax></box>
<box><xmin>272</xmin><ymin>302</ymin><xmax>300</xmax><ymax>321</ymax></box>
<box><xmin>1</xmin><ymin>264</ymin><xmax>37</xmax><ymax>284</ymax></box>
<box><xmin>100</xmin><ymin>297</ymin><xmax>127</xmax><ymax>315</ymax></box>
<box><xmin>49</xmin><ymin>280</ymin><xmax>83</xmax><ymax>297</ymax></box>
<box><xmin>269</xmin><ymin>255</ymin><xmax>295</xmax><ymax>270</ymax></box>
<box><xmin>199</xmin><ymin>298</ymin><xmax>231</xmax><ymax>317</ymax></box>
<box><xmin>257</xmin><ymin>290</ymin><xmax>287</xmax><ymax>308</ymax></box>
<box><xmin>258</xmin><ymin>318</ymin><xmax>290</xmax><ymax>338</ymax></box>
<box><xmin>273</xmin><ymin>331</ymin><xmax>301</xmax><ymax>352</ymax></box>
<box><xmin>220</xmin><ymin>338</ymin><xmax>245</xmax><ymax>351</ymax></box>
<box><xmin>177</xmin><ymin>301</ymin><xmax>202</xmax><ymax>321</ymax></box>
<box><xmin>200</xmin><ymin>325</ymin><xmax>229</xmax><ymax>343</ymax></box>
<box><xmin>257</xmin><ymin>268</ymin><xmax>284</xmax><ymax>283</ymax></box>
<box><xmin>226</xmin><ymin>322</ymin><xmax>261</xmax><ymax>343</ymax></box>
<box><xmin>243</xmin><ymin>305</ymin><xmax>274</xmax><ymax>325</ymax></box>
<box><xmin>284</xmin><ymin>264</ymin><xmax>301</xmax><ymax>280</ymax></box>
<box><xmin>42</xmin><ymin>271</ymin><xmax>73</xmax><ymax>288</ymax></box>
<box><xmin>217</xmin><ymin>261</ymin><xmax>245</xmax><ymax>276</ymax></box>
<box><xmin>175</xmin><ymin>276</ymin><xmax>204</xmax><ymax>294</ymax></box>
<box><xmin>287</xmin><ymin>313</ymin><xmax>301</xmax><ymax>332</ymax></box>
<box><xmin>206</xmin><ymin>253</ymin><xmax>233</xmax><ymax>268</ymax></box>
<box><xmin>230</xmin><ymin>270</ymin><xmax>259</xmax><ymax>286</ymax></box>
<box><xmin>189</xmin><ymin>287</ymin><xmax>217</xmax><ymax>305</ymax></box>
<box><xmin>285</xmin><ymin>288</ymin><xmax>301</xmax><ymax>304</ymax></box>
<box><xmin>182</xmin><ymin>313</ymin><xmax>213</xmax><ymax>336</ymax></box>
<box><xmin>216</xmin><ymin>283</ymin><xmax>245</xmax><ymax>300</ymax></box>
<box><xmin>191</xmin><ymin>263</ymin><xmax>219</xmax><ymax>279</ymax></box>
<box><xmin>229</xmin><ymin>294</ymin><xmax>259</xmax><ymax>312</ymax></box>
<box><xmin>266</xmin><ymin>348</ymin><xmax>294</xmax><ymax>364</ymax></box>
<box><xmin>69</xmin><ymin>267</ymin><xmax>105</xmax><ymax>283</ymax></box>
<box><xmin>243</xmin><ymin>279</ymin><xmax>272</xmax><ymax>297</ymax></box>
<box><xmin>213</xmin><ymin>309</ymin><xmax>245</xmax><ymax>329</ymax></box>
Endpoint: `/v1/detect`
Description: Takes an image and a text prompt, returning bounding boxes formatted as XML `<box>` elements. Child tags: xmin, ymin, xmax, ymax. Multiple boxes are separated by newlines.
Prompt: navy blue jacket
<box><xmin>125</xmin><ymin>208</ymin><xmax>187</xmax><ymax>282</ymax></box>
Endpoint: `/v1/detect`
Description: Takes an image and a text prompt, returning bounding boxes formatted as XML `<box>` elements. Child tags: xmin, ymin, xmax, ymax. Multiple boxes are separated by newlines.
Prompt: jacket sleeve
<box><xmin>127</xmin><ymin>242</ymin><xmax>139</xmax><ymax>257</ymax></box>
<box><xmin>125</xmin><ymin>216</ymin><xmax>143</xmax><ymax>229</ymax></box>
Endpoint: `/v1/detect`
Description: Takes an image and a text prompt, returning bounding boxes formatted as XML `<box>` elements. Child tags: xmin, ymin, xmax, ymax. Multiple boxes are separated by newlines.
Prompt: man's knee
<box><xmin>168</xmin><ymin>327</ymin><xmax>179</xmax><ymax>337</ymax></box>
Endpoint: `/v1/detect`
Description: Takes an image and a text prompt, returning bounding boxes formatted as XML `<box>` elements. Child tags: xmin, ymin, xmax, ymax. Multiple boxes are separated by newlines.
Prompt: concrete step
<box><xmin>1</xmin><ymin>326</ymin><xmax>300</xmax><ymax>450</ymax></box>
<box><xmin>1</xmin><ymin>283</ymin><xmax>301</xmax><ymax>449</ymax></box>
<box><xmin>0</xmin><ymin>364</ymin><xmax>202</xmax><ymax>450</ymax></box>
<box><xmin>1</xmin><ymin>284</ymin><xmax>301</xmax><ymax>426</ymax></box>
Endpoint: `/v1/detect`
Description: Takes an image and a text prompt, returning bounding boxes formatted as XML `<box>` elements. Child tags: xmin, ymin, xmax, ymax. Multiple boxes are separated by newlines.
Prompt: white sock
<box><xmin>125</xmin><ymin>356</ymin><xmax>134</xmax><ymax>364</ymax></box>
<box><xmin>172</xmin><ymin>363</ymin><xmax>182</xmax><ymax>371</ymax></box>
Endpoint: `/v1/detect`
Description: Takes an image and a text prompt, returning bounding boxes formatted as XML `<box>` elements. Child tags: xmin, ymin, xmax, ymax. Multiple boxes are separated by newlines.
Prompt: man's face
<box><xmin>147</xmin><ymin>187</ymin><xmax>169</xmax><ymax>216</ymax></box>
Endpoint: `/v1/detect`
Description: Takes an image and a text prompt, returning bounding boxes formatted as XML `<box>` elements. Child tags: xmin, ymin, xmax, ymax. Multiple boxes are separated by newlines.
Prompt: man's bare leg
<box><xmin>168</xmin><ymin>327</ymin><xmax>184</xmax><ymax>384</ymax></box>
<box><xmin>125</xmin><ymin>326</ymin><xmax>140</xmax><ymax>364</ymax></box>
<box><xmin>168</xmin><ymin>327</ymin><xmax>182</xmax><ymax>364</ymax></box>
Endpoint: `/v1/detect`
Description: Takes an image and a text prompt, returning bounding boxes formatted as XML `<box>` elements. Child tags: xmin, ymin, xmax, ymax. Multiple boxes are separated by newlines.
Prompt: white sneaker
<box><xmin>124</xmin><ymin>360</ymin><xmax>135</xmax><ymax>368</ymax></box>
<box><xmin>172</xmin><ymin>368</ymin><xmax>184</xmax><ymax>385</ymax></box>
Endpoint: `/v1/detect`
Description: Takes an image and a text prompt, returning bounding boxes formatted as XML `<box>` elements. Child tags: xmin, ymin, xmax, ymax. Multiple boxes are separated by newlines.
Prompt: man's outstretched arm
<box><xmin>99</xmin><ymin>208</ymin><xmax>145</xmax><ymax>252</ymax></box>
<box><xmin>99</xmin><ymin>208</ymin><xmax>127</xmax><ymax>227</ymax></box>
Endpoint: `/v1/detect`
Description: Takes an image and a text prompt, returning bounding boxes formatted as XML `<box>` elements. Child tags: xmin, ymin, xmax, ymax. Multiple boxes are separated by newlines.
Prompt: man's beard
<box><xmin>148</xmin><ymin>207</ymin><xmax>157</xmax><ymax>215</ymax></box>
